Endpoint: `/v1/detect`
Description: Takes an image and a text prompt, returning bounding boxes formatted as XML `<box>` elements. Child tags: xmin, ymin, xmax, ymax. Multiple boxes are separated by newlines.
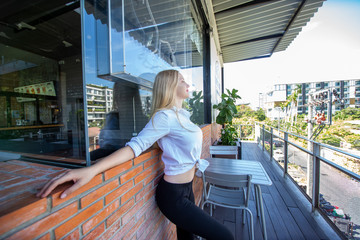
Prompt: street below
<box><xmin>284</xmin><ymin>145</ymin><xmax>360</xmax><ymax>238</ymax></box>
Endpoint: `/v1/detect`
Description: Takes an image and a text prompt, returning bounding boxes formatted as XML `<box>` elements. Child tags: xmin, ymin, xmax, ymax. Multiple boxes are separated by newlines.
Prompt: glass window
<box><xmin>84</xmin><ymin>0</ymin><xmax>204</xmax><ymax>161</ymax></box>
<box><xmin>0</xmin><ymin>2</ymin><xmax>86</xmax><ymax>165</ymax></box>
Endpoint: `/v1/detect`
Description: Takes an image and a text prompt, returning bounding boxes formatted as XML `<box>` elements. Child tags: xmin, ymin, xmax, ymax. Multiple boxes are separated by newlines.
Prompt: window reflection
<box><xmin>0</xmin><ymin>1</ymin><xmax>86</xmax><ymax>165</ymax></box>
<box><xmin>84</xmin><ymin>0</ymin><xmax>204</xmax><ymax>161</ymax></box>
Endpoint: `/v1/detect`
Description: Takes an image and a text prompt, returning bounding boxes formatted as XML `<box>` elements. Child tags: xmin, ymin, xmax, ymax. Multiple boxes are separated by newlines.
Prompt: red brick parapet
<box><xmin>0</xmin><ymin>124</ymin><xmax>213</xmax><ymax>240</ymax></box>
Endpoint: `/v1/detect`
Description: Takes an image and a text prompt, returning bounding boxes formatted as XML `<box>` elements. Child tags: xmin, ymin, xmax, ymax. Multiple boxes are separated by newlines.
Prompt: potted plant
<box><xmin>212</xmin><ymin>89</ymin><xmax>242</xmax><ymax>158</ymax></box>
<box><xmin>213</xmin><ymin>89</ymin><xmax>241</xmax><ymax>145</ymax></box>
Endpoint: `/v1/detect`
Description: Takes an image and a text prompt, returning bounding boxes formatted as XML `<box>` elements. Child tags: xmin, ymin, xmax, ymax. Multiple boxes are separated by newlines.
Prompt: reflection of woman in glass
<box><xmin>91</xmin><ymin>81</ymin><xmax>148</xmax><ymax>160</ymax></box>
<box><xmin>37</xmin><ymin>70</ymin><xmax>234</xmax><ymax>240</ymax></box>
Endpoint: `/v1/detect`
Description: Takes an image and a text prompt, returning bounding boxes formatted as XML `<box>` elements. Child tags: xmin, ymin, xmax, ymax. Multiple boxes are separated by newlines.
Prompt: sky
<box><xmin>224</xmin><ymin>0</ymin><xmax>360</xmax><ymax>109</ymax></box>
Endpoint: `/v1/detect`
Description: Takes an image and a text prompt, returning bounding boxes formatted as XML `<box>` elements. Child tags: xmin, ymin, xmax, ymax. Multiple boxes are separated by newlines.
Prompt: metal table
<box><xmin>205</xmin><ymin>158</ymin><xmax>273</xmax><ymax>240</ymax></box>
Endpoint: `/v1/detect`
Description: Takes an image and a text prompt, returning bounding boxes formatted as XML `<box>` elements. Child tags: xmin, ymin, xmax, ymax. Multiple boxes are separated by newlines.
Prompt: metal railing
<box><xmin>234</xmin><ymin>124</ymin><xmax>256</xmax><ymax>141</ymax></box>
<box><xmin>253</xmin><ymin>123</ymin><xmax>360</xmax><ymax>239</ymax></box>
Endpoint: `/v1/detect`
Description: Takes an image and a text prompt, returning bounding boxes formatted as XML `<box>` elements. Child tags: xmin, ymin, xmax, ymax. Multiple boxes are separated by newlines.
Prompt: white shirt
<box><xmin>126</xmin><ymin>107</ymin><xmax>209</xmax><ymax>175</ymax></box>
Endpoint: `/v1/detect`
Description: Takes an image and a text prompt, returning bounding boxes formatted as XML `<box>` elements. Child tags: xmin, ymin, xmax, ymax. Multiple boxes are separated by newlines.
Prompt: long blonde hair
<box><xmin>151</xmin><ymin>69</ymin><xmax>180</xmax><ymax>117</ymax></box>
<box><xmin>150</xmin><ymin>69</ymin><xmax>193</xmax><ymax>131</ymax></box>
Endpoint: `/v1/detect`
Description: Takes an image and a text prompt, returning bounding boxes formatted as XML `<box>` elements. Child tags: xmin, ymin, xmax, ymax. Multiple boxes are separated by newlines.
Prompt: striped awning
<box><xmin>206</xmin><ymin>0</ymin><xmax>325</xmax><ymax>63</ymax></box>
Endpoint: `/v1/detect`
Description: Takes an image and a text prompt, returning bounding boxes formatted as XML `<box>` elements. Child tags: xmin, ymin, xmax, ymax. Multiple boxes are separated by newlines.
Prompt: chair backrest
<box><xmin>203</xmin><ymin>171</ymin><xmax>251</xmax><ymax>189</ymax></box>
<box><xmin>209</xmin><ymin>145</ymin><xmax>238</xmax><ymax>159</ymax></box>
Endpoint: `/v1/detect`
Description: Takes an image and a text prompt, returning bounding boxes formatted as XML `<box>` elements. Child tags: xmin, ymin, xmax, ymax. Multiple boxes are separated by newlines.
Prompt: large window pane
<box><xmin>84</xmin><ymin>0</ymin><xmax>204</xmax><ymax>161</ymax></box>
<box><xmin>0</xmin><ymin>1</ymin><xmax>86</xmax><ymax>166</ymax></box>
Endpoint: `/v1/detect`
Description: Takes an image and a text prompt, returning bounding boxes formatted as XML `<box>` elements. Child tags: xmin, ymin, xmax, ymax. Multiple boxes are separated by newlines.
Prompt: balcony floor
<box><xmin>204</xmin><ymin>142</ymin><xmax>334</xmax><ymax>240</ymax></box>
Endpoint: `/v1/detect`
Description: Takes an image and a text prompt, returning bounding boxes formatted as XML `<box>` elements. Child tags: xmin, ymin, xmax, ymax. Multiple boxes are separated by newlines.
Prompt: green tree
<box><xmin>236</xmin><ymin>104</ymin><xmax>254</xmax><ymax>118</ymax></box>
<box><xmin>286</xmin><ymin>84</ymin><xmax>302</xmax><ymax>125</ymax></box>
<box><xmin>255</xmin><ymin>108</ymin><xmax>266</xmax><ymax>121</ymax></box>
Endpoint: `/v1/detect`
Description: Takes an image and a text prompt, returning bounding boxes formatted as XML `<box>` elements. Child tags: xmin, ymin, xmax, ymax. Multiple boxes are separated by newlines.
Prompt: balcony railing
<box><xmin>235</xmin><ymin>123</ymin><xmax>360</xmax><ymax>239</ymax></box>
<box><xmin>236</xmin><ymin>124</ymin><xmax>256</xmax><ymax>141</ymax></box>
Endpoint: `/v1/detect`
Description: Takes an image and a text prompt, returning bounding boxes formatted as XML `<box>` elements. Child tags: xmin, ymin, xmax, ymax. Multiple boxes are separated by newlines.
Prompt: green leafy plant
<box><xmin>188</xmin><ymin>91</ymin><xmax>204</xmax><ymax>125</ymax></box>
<box><xmin>213</xmin><ymin>89</ymin><xmax>241</xmax><ymax>145</ymax></box>
<box><xmin>220</xmin><ymin>125</ymin><xmax>239</xmax><ymax>146</ymax></box>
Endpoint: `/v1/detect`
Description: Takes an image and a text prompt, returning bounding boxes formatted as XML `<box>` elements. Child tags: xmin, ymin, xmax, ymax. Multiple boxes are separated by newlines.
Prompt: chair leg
<box><xmin>243</xmin><ymin>209</ymin><xmax>247</xmax><ymax>224</ymax></box>
<box><xmin>210</xmin><ymin>203</ymin><xmax>213</xmax><ymax>216</ymax></box>
<box><xmin>247</xmin><ymin>209</ymin><xmax>254</xmax><ymax>240</ymax></box>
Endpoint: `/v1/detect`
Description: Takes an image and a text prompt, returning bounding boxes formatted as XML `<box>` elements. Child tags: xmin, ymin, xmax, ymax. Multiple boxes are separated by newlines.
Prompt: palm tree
<box><xmin>283</xmin><ymin>85</ymin><xmax>302</xmax><ymax>126</ymax></box>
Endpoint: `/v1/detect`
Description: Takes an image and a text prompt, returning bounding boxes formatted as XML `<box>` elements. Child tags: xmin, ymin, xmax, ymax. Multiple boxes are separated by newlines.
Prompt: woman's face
<box><xmin>176</xmin><ymin>74</ymin><xmax>190</xmax><ymax>100</ymax></box>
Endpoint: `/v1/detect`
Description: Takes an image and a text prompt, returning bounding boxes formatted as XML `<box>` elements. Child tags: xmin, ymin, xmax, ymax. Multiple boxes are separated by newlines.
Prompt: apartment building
<box><xmin>86</xmin><ymin>84</ymin><xmax>113</xmax><ymax>126</ymax></box>
<box><xmin>260</xmin><ymin>84</ymin><xmax>287</xmax><ymax>120</ymax></box>
<box><xmin>261</xmin><ymin>79</ymin><xmax>360</xmax><ymax>119</ymax></box>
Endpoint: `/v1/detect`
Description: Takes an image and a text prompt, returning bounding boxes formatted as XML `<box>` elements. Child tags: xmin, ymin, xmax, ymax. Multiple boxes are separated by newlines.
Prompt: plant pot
<box><xmin>210</xmin><ymin>139</ymin><xmax>241</xmax><ymax>159</ymax></box>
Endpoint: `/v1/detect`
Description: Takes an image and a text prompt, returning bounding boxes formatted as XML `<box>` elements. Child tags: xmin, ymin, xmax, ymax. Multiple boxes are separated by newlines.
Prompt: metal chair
<box><xmin>201</xmin><ymin>171</ymin><xmax>254</xmax><ymax>240</ymax></box>
<box><xmin>209</xmin><ymin>145</ymin><xmax>238</xmax><ymax>159</ymax></box>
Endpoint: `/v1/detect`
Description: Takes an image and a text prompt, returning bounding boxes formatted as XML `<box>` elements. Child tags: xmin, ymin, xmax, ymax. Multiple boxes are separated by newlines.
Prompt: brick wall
<box><xmin>0</xmin><ymin>124</ymin><xmax>213</xmax><ymax>240</ymax></box>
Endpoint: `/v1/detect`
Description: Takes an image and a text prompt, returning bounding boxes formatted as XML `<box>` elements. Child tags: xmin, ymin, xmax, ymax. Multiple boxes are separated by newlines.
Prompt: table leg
<box><xmin>255</xmin><ymin>186</ymin><xmax>260</xmax><ymax>217</ymax></box>
<box><xmin>255</xmin><ymin>184</ymin><xmax>267</xmax><ymax>240</ymax></box>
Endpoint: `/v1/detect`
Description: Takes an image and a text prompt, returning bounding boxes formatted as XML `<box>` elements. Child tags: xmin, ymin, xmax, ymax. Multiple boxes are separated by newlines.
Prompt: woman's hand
<box><xmin>36</xmin><ymin>146</ymin><xmax>135</xmax><ymax>199</ymax></box>
<box><xmin>37</xmin><ymin>167</ymin><xmax>96</xmax><ymax>199</ymax></box>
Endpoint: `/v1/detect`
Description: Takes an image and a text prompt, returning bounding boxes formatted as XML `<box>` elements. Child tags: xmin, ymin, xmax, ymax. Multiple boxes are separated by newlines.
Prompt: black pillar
<box><xmin>221</xmin><ymin>66</ymin><xmax>224</xmax><ymax>94</ymax></box>
<box><xmin>203</xmin><ymin>25</ymin><xmax>211</xmax><ymax>124</ymax></box>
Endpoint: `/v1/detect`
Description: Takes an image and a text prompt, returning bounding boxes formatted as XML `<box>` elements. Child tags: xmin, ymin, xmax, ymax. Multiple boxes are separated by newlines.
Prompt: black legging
<box><xmin>155</xmin><ymin>176</ymin><xmax>234</xmax><ymax>240</ymax></box>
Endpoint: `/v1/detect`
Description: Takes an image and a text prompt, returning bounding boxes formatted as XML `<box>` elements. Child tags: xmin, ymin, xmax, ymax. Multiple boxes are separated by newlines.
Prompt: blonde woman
<box><xmin>37</xmin><ymin>70</ymin><xmax>234</xmax><ymax>240</ymax></box>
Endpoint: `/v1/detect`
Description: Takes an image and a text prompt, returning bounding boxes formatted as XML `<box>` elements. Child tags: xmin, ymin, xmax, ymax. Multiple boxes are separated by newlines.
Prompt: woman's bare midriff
<box><xmin>163</xmin><ymin>166</ymin><xmax>195</xmax><ymax>184</ymax></box>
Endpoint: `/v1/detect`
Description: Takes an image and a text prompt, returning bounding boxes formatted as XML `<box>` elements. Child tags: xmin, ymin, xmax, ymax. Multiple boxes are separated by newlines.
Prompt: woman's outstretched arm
<box><xmin>37</xmin><ymin>146</ymin><xmax>135</xmax><ymax>199</ymax></box>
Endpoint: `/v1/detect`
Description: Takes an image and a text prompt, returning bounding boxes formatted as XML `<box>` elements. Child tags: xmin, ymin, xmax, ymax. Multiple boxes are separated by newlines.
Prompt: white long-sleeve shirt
<box><xmin>126</xmin><ymin>107</ymin><xmax>209</xmax><ymax>175</ymax></box>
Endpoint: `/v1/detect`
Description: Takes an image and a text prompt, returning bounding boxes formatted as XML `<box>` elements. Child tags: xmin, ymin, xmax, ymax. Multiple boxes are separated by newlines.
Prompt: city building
<box><xmin>260</xmin><ymin>84</ymin><xmax>287</xmax><ymax>120</ymax></box>
<box><xmin>86</xmin><ymin>84</ymin><xmax>113</xmax><ymax>126</ymax></box>
<box><xmin>261</xmin><ymin>79</ymin><xmax>360</xmax><ymax>120</ymax></box>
